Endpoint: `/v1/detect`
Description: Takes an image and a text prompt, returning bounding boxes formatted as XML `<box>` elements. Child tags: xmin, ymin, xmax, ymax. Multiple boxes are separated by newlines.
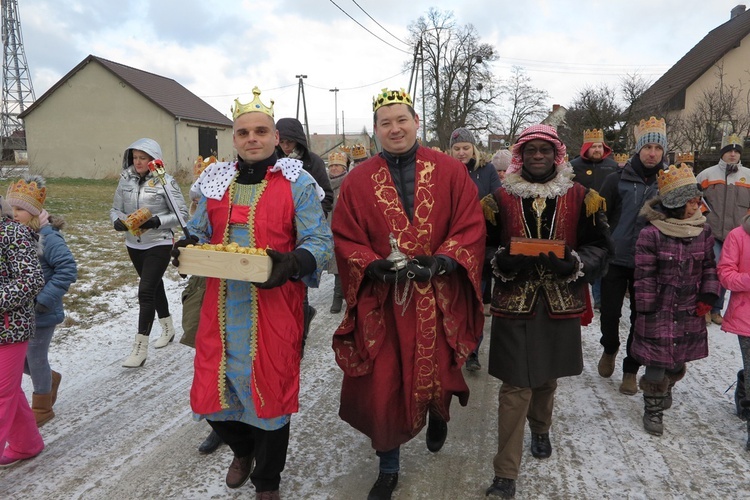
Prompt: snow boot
<box><xmin>32</xmin><ymin>392</ymin><xmax>55</xmax><ymax>427</ymax></box>
<box><xmin>154</xmin><ymin>316</ymin><xmax>175</xmax><ymax>348</ymax></box>
<box><xmin>50</xmin><ymin>370</ymin><xmax>62</xmax><ymax>406</ymax></box>
<box><xmin>122</xmin><ymin>334</ymin><xmax>149</xmax><ymax>368</ymax></box>
<box><xmin>619</xmin><ymin>372</ymin><xmax>638</xmax><ymax>395</ymax></box>
<box><xmin>597</xmin><ymin>350</ymin><xmax>617</xmax><ymax>378</ymax></box>
<box><xmin>640</xmin><ymin>375</ymin><xmax>670</xmax><ymax>436</ymax></box>
<box><xmin>663</xmin><ymin>365</ymin><xmax>686</xmax><ymax>410</ymax></box>
<box><xmin>735</xmin><ymin>369</ymin><xmax>748</xmax><ymax>420</ymax></box>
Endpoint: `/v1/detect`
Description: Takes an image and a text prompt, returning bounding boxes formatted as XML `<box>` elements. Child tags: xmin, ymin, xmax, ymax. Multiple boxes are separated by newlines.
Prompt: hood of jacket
<box><xmin>579</xmin><ymin>142</ymin><xmax>613</xmax><ymax>162</ymax></box>
<box><xmin>122</xmin><ymin>138</ymin><xmax>163</xmax><ymax>170</ymax></box>
<box><xmin>276</xmin><ymin>118</ymin><xmax>309</xmax><ymax>150</ymax></box>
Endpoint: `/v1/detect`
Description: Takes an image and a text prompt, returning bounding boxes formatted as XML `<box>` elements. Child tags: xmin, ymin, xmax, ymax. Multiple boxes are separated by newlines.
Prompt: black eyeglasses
<box><xmin>523</xmin><ymin>146</ymin><xmax>555</xmax><ymax>156</ymax></box>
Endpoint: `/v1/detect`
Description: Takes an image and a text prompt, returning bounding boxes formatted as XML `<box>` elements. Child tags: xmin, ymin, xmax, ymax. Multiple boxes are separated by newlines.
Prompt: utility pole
<box><xmin>295</xmin><ymin>74</ymin><xmax>310</xmax><ymax>146</ymax></box>
<box><xmin>329</xmin><ymin>87</ymin><xmax>339</xmax><ymax>135</ymax></box>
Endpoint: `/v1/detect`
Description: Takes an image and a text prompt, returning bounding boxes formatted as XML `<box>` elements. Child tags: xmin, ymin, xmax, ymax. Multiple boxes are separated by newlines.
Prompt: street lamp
<box><xmin>329</xmin><ymin>88</ymin><xmax>339</xmax><ymax>135</ymax></box>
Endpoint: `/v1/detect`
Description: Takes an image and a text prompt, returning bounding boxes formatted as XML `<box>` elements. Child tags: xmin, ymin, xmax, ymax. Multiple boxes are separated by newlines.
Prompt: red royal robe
<box><xmin>331</xmin><ymin>146</ymin><xmax>486</xmax><ymax>451</ymax></box>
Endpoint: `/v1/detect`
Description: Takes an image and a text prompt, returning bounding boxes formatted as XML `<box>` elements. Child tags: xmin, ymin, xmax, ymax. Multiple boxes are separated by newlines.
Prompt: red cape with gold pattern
<box><xmin>331</xmin><ymin>146</ymin><xmax>486</xmax><ymax>451</ymax></box>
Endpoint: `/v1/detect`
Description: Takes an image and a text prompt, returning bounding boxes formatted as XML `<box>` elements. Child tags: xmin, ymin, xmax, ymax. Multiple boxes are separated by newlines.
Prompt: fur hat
<box><xmin>449</xmin><ymin>128</ymin><xmax>475</xmax><ymax>148</ymax></box>
<box><xmin>491</xmin><ymin>149</ymin><xmax>512</xmax><ymax>171</ymax></box>
<box><xmin>657</xmin><ymin>164</ymin><xmax>701</xmax><ymax>209</ymax></box>
<box><xmin>6</xmin><ymin>174</ymin><xmax>47</xmax><ymax>216</ymax></box>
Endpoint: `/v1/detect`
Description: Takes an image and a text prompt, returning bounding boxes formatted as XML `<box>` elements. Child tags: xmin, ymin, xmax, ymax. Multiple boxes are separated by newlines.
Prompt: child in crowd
<box><xmin>631</xmin><ymin>164</ymin><xmax>719</xmax><ymax>436</ymax></box>
<box><xmin>717</xmin><ymin>208</ymin><xmax>750</xmax><ymax>450</ymax></box>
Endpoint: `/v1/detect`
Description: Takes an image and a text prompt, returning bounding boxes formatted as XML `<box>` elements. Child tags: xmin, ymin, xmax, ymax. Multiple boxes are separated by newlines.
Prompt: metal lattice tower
<box><xmin>1</xmin><ymin>0</ymin><xmax>35</xmax><ymax>161</ymax></box>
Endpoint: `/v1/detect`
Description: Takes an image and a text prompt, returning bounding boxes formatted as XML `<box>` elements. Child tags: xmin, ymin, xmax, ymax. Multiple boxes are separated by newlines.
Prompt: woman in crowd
<box><xmin>110</xmin><ymin>138</ymin><xmax>188</xmax><ymax>368</ymax></box>
<box><xmin>327</xmin><ymin>149</ymin><xmax>350</xmax><ymax>314</ymax></box>
<box><xmin>7</xmin><ymin>175</ymin><xmax>77</xmax><ymax>426</ymax></box>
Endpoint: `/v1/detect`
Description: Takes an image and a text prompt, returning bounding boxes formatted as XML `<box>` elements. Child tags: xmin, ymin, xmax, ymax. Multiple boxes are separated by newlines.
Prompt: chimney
<box><xmin>552</xmin><ymin>104</ymin><xmax>560</xmax><ymax>113</ymax></box>
<box><xmin>731</xmin><ymin>4</ymin><xmax>746</xmax><ymax>19</ymax></box>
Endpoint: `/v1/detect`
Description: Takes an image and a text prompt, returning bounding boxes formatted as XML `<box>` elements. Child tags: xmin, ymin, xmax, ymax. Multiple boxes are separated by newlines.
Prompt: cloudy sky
<box><xmin>17</xmin><ymin>0</ymin><xmax>743</xmax><ymax>136</ymax></box>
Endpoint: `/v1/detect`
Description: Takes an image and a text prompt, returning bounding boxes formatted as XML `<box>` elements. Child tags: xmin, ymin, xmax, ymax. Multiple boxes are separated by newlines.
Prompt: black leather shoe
<box><xmin>426</xmin><ymin>413</ymin><xmax>448</xmax><ymax>452</ymax></box>
<box><xmin>486</xmin><ymin>476</ymin><xmax>516</xmax><ymax>498</ymax></box>
<box><xmin>530</xmin><ymin>432</ymin><xmax>552</xmax><ymax>459</ymax></box>
<box><xmin>198</xmin><ymin>429</ymin><xmax>223</xmax><ymax>454</ymax></box>
<box><xmin>367</xmin><ymin>472</ymin><xmax>398</xmax><ymax>500</ymax></box>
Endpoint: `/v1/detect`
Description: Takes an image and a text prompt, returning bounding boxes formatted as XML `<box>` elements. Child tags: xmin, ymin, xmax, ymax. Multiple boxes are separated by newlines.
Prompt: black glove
<box><xmin>493</xmin><ymin>247</ymin><xmax>533</xmax><ymax>274</ymax></box>
<box><xmin>35</xmin><ymin>302</ymin><xmax>50</xmax><ymax>314</ymax></box>
<box><xmin>139</xmin><ymin>216</ymin><xmax>161</xmax><ymax>230</ymax></box>
<box><xmin>538</xmin><ymin>247</ymin><xmax>577</xmax><ymax>277</ymax></box>
<box><xmin>114</xmin><ymin>219</ymin><xmax>128</xmax><ymax>231</ymax></box>
<box><xmin>171</xmin><ymin>235</ymin><xmax>199</xmax><ymax>267</ymax></box>
<box><xmin>408</xmin><ymin>256</ymin><xmax>439</xmax><ymax>282</ymax></box>
<box><xmin>366</xmin><ymin>259</ymin><xmax>410</xmax><ymax>284</ymax></box>
<box><xmin>256</xmin><ymin>249</ymin><xmax>300</xmax><ymax>289</ymax></box>
<box><xmin>696</xmin><ymin>293</ymin><xmax>719</xmax><ymax>306</ymax></box>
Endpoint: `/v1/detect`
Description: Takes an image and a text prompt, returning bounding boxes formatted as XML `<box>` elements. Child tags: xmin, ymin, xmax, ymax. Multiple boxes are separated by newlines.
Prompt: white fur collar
<box><xmin>502</xmin><ymin>163</ymin><xmax>575</xmax><ymax>199</ymax></box>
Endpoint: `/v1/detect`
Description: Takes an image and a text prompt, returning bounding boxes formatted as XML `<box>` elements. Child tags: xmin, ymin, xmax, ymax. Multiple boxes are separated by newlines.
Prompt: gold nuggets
<box><xmin>187</xmin><ymin>242</ymin><xmax>267</xmax><ymax>255</ymax></box>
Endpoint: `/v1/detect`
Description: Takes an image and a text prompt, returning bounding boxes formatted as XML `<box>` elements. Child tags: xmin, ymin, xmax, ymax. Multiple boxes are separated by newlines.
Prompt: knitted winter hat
<box><xmin>634</xmin><ymin>116</ymin><xmax>668</xmax><ymax>153</ymax></box>
<box><xmin>449</xmin><ymin>128</ymin><xmax>476</xmax><ymax>148</ymax></box>
<box><xmin>6</xmin><ymin>174</ymin><xmax>47</xmax><ymax>216</ymax></box>
<box><xmin>657</xmin><ymin>163</ymin><xmax>701</xmax><ymax>209</ymax></box>
<box><xmin>491</xmin><ymin>149</ymin><xmax>512</xmax><ymax>171</ymax></box>
<box><xmin>720</xmin><ymin>133</ymin><xmax>743</xmax><ymax>156</ymax></box>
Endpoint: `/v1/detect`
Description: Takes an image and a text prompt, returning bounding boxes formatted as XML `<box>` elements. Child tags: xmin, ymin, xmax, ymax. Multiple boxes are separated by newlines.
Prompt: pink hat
<box><xmin>508</xmin><ymin>124</ymin><xmax>566</xmax><ymax>175</ymax></box>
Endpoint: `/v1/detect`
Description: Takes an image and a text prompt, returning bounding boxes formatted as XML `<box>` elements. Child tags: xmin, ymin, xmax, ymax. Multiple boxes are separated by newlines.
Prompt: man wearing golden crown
<box><xmin>597</xmin><ymin>116</ymin><xmax>668</xmax><ymax>395</ymax></box>
<box><xmin>331</xmin><ymin>88</ymin><xmax>485</xmax><ymax>499</ymax></box>
<box><xmin>171</xmin><ymin>87</ymin><xmax>332</xmax><ymax>499</ymax></box>
<box><xmin>696</xmin><ymin>133</ymin><xmax>750</xmax><ymax>326</ymax></box>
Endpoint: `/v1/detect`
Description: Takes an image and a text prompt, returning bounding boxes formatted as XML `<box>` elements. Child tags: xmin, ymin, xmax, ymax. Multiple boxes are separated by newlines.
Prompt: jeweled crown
<box><xmin>721</xmin><ymin>133</ymin><xmax>743</xmax><ymax>149</ymax></box>
<box><xmin>634</xmin><ymin>116</ymin><xmax>666</xmax><ymax>141</ymax></box>
<box><xmin>613</xmin><ymin>153</ymin><xmax>629</xmax><ymax>163</ymax></box>
<box><xmin>328</xmin><ymin>151</ymin><xmax>348</xmax><ymax>166</ymax></box>
<box><xmin>583</xmin><ymin>128</ymin><xmax>604</xmax><ymax>143</ymax></box>
<box><xmin>676</xmin><ymin>152</ymin><xmax>694</xmax><ymax>164</ymax></box>
<box><xmin>232</xmin><ymin>86</ymin><xmax>274</xmax><ymax>120</ymax></box>
<box><xmin>194</xmin><ymin>155</ymin><xmax>217</xmax><ymax>179</ymax></box>
<box><xmin>6</xmin><ymin>177</ymin><xmax>46</xmax><ymax>212</ymax></box>
<box><xmin>657</xmin><ymin>163</ymin><xmax>697</xmax><ymax>196</ymax></box>
<box><xmin>351</xmin><ymin>143</ymin><xmax>368</xmax><ymax>160</ymax></box>
<box><xmin>373</xmin><ymin>88</ymin><xmax>413</xmax><ymax>112</ymax></box>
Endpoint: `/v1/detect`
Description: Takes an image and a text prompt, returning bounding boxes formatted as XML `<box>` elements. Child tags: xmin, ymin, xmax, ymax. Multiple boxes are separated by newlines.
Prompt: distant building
<box><xmin>19</xmin><ymin>54</ymin><xmax>233</xmax><ymax>179</ymax></box>
<box><xmin>542</xmin><ymin>104</ymin><xmax>567</xmax><ymax>129</ymax></box>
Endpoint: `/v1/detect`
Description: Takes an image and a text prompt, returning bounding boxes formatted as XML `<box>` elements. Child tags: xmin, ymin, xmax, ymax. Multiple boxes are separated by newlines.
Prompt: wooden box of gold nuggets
<box><xmin>178</xmin><ymin>242</ymin><xmax>272</xmax><ymax>283</ymax></box>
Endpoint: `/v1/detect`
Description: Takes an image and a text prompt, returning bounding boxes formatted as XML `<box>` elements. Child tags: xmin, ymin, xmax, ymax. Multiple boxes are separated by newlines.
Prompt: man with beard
<box><xmin>485</xmin><ymin>124</ymin><xmax>611</xmax><ymax>498</ymax></box>
<box><xmin>331</xmin><ymin>88</ymin><xmax>486</xmax><ymax>500</ymax></box>
<box><xmin>597</xmin><ymin>117</ymin><xmax>668</xmax><ymax>395</ymax></box>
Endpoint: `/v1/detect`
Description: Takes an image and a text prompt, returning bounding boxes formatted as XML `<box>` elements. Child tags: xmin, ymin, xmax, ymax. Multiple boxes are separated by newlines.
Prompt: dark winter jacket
<box><xmin>0</xmin><ymin>219</ymin><xmax>45</xmax><ymax>345</ymax></box>
<box><xmin>599</xmin><ymin>159</ymin><xmax>661</xmax><ymax>268</ymax></box>
<box><xmin>382</xmin><ymin>142</ymin><xmax>419</xmax><ymax>221</ymax></box>
<box><xmin>570</xmin><ymin>152</ymin><xmax>618</xmax><ymax>191</ymax></box>
<box><xmin>276</xmin><ymin>118</ymin><xmax>334</xmax><ymax>214</ymax></box>
<box><xmin>35</xmin><ymin>215</ymin><xmax>78</xmax><ymax>328</ymax></box>
<box><xmin>631</xmin><ymin>199</ymin><xmax>720</xmax><ymax>368</ymax></box>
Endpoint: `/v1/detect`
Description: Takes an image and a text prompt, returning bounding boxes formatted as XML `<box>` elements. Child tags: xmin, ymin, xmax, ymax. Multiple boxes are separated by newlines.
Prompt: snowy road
<box><xmin>2</xmin><ymin>272</ymin><xmax>749</xmax><ymax>499</ymax></box>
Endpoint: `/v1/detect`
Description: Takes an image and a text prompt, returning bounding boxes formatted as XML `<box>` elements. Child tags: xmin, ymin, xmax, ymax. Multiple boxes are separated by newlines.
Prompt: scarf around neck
<box><xmin>651</xmin><ymin>210</ymin><xmax>706</xmax><ymax>239</ymax></box>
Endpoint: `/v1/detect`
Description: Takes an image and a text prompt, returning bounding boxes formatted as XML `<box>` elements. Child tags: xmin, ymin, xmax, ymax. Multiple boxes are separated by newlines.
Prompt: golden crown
<box><xmin>6</xmin><ymin>178</ymin><xmax>47</xmax><ymax>213</ymax></box>
<box><xmin>231</xmin><ymin>86</ymin><xmax>274</xmax><ymax>120</ymax></box>
<box><xmin>328</xmin><ymin>151</ymin><xmax>348</xmax><ymax>166</ymax></box>
<box><xmin>634</xmin><ymin>116</ymin><xmax>666</xmax><ymax>140</ymax></box>
<box><xmin>193</xmin><ymin>155</ymin><xmax>217</xmax><ymax>179</ymax></box>
<box><xmin>339</xmin><ymin>145</ymin><xmax>351</xmax><ymax>154</ymax></box>
<box><xmin>351</xmin><ymin>143</ymin><xmax>368</xmax><ymax>160</ymax></box>
<box><xmin>373</xmin><ymin>88</ymin><xmax>413</xmax><ymax>112</ymax></box>
<box><xmin>657</xmin><ymin>163</ymin><xmax>697</xmax><ymax>196</ymax></box>
<box><xmin>583</xmin><ymin>128</ymin><xmax>604</xmax><ymax>143</ymax></box>
<box><xmin>614</xmin><ymin>153</ymin><xmax>630</xmax><ymax>163</ymax></box>
<box><xmin>676</xmin><ymin>152</ymin><xmax>695</xmax><ymax>164</ymax></box>
<box><xmin>721</xmin><ymin>133</ymin><xmax>743</xmax><ymax>149</ymax></box>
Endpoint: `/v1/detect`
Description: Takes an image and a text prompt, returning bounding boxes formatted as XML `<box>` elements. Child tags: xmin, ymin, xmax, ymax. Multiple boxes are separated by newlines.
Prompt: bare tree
<box><xmin>407</xmin><ymin>9</ymin><xmax>501</xmax><ymax>149</ymax></box>
<box><xmin>559</xmin><ymin>84</ymin><xmax>621</xmax><ymax>154</ymax></box>
<box><xmin>496</xmin><ymin>66</ymin><xmax>549</xmax><ymax>144</ymax></box>
<box><xmin>619</xmin><ymin>72</ymin><xmax>652</xmax><ymax>151</ymax></box>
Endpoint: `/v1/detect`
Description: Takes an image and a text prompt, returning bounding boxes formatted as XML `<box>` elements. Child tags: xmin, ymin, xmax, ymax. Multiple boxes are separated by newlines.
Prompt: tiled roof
<box><xmin>20</xmin><ymin>55</ymin><xmax>232</xmax><ymax>127</ymax></box>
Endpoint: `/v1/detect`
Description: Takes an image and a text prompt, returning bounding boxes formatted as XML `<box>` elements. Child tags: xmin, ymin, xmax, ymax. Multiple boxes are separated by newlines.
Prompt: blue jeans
<box><xmin>712</xmin><ymin>240</ymin><xmax>727</xmax><ymax>313</ymax></box>
<box><xmin>376</xmin><ymin>447</ymin><xmax>400</xmax><ymax>473</ymax></box>
<box><xmin>23</xmin><ymin>324</ymin><xmax>56</xmax><ymax>394</ymax></box>
<box><xmin>592</xmin><ymin>278</ymin><xmax>602</xmax><ymax>306</ymax></box>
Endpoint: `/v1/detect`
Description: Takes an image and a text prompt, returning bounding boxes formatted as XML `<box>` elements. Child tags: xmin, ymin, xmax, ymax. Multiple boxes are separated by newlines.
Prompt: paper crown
<box><xmin>583</xmin><ymin>128</ymin><xmax>604</xmax><ymax>143</ymax></box>
<box><xmin>231</xmin><ymin>86</ymin><xmax>274</xmax><ymax>120</ymax></box>
<box><xmin>657</xmin><ymin>163</ymin><xmax>696</xmax><ymax>196</ymax></box>
<box><xmin>6</xmin><ymin>177</ymin><xmax>47</xmax><ymax>216</ymax></box>
<box><xmin>634</xmin><ymin>116</ymin><xmax>666</xmax><ymax>141</ymax></box>
<box><xmin>328</xmin><ymin>150</ymin><xmax>348</xmax><ymax>166</ymax></box>
<box><xmin>613</xmin><ymin>153</ymin><xmax>630</xmax><ymax>163</ymax></box>
<box><xmin>721</xmin><ymin>133</ymin><xmax>743</xmax><ymax>149</ymax></box>
<box><xmin>675</xmin><ymin>152</ymin><xmax>695</xmax><ymax>164</ymax></box>
<box><xmin>193</xmin><ymin>155</ymin><xmax>217</xmax><ymax>179</ymax></box>
<box><xmin>373</xmin><ymin>88</ymin><xmax>413</xmax><ymax>112</ymax></box>
<box><xmin>351</xmin><ymin>143</ymin><xmax>368</xmax><ymax>160</ymax></box>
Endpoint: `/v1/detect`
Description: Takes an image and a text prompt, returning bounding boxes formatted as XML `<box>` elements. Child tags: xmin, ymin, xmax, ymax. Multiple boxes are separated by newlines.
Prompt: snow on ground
<box><xmin>2</xmin><ymin>272</ymin><xmax>749</xmax><ymax>499</ymax></box>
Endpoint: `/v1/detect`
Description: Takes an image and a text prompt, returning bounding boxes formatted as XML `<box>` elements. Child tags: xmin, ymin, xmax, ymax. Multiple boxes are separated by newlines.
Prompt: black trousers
<box><xmin>126</xmin><ymin>245</ymin><xmax>171</xmax><ymax>335</ymax></box>
<box><xmin>208</xmin><ymin>420</ymin><xmax>290</xmax><ymax>492</ymax></box>
<box><xmin>599</xmin><ymin>263</ymin><xmax>642</xmax><ymax>374</ymax></box>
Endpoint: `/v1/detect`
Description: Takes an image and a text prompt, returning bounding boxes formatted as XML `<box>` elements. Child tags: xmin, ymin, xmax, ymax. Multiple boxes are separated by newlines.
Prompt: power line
<box><xmin>497</xmin><ymin>56</ymin><xmax>669</xmax><ymax>69</ymax></box>
<box><xmin>350</xmin><ymin>0</ymin><xmax>410</xmax><ymax>47</ymax></box>
<box><xmin>305</xmin><ymin>69</ymin><xmax>411</xmax><ymax>91</ymax></box>
<box><xmin>328</xmin><ymin>0</ymin><xmax>411</xmax><ymax>54</ymax></box>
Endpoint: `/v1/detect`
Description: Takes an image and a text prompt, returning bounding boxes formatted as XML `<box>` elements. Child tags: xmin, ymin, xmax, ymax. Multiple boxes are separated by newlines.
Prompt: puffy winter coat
<box><xmin>35</xmin><ymin>215</ymin><xmax>78</xmax><ymax>328</ymax></box>
<box><xmin>0</xmin><ymin>219</ymin><xmax>46</xmax><ymax>345</ymax></box>
<box><xmin>696</xmin><ymin>161</ymin><xmax>750</xmax><ymax>242</ymax></box>
<box><xmin>110</xmin><ymin>138</ymin><xmax>189</xmax><ymax>248</ymax></box>
<box><xmin>718</xmin><ymin>215</ymin><xmax>750</xmax><ymax>337</ymax></box>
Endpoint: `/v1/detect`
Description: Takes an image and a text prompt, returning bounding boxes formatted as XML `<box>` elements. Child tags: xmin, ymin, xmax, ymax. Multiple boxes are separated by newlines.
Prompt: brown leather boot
<box><xmin>32</xmin><ymin>392</ymin><xmax>55</xmax><ymax>427</ymax></box>
<box><xmin>50</xmin><ymin>370</ymin><xmax>62</xmax><ymax>406</ymax></box>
